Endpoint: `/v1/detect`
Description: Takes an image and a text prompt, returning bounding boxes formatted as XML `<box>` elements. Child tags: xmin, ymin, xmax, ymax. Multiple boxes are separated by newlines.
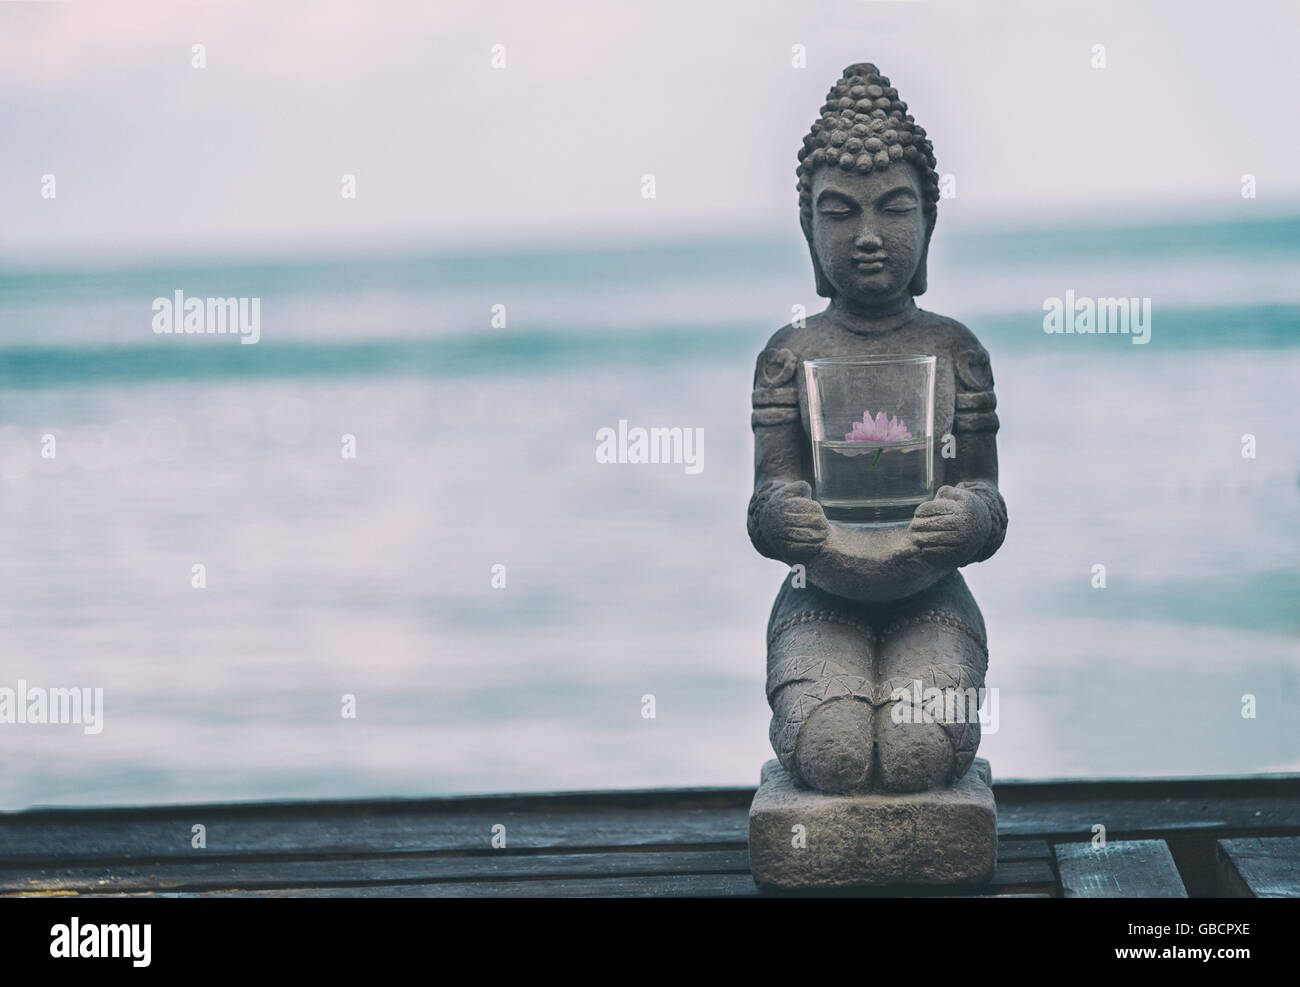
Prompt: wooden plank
<box><xmin>995</xmin><ymin>774</ymin><xmax>1300</xmax><ymax>799</ymax></box>
<box><xmin>4</xmin><ymin>775</ymin><xmax>1296</xmax><ymax>903</ymax></box>
<box><xmin>998</xmin><ymin>792</ymin><xmax>1300</xmax><ymax>840</ymax></box>
<box><xmin>81</xmin><ymin>873</ymin><xmax>765</xmax><ymax>898</ymax></box>
<box><xmin>2</xmin><ymin>841</ymin><xmax>1051</xmax><ymax>896</ymax></box>
<box><xmin>83</xmin><ymin>870</ymin><xmax>1055</xmax><ymax>899</ymax></box>
<box><xmin>0</xmin><ymin>814</ymin><xmax>1048</xmax><ymax>871</ymax></box>
<box><xmin>996</xmin><ymin>840</ymin><xmax>1050</xmax><ymax>862</ymax></box>
<box><xmin>77</xmin><ymin>869</ymin><xmax>1051</xmax><ymax>899</ymax></box>
<box><xmin>0</xmin><ymin>806</ymin><xmax>750</xmax><ymax>863</ymax></box>
<box><xmin>1216</xmin><ymin>837</ymin><xmax>1300</xmax><ymax>898</ymax></box>
<box><xmin>1054</xmin><ymin>840</ymin><xmax>1188</xmax><ymax>898</ymax></box>
<box><xmin>6</xmin><ymin>774</ymin><xmax>1296</xmax><ymax>823</ymax></box>
<box><xmin>956</xmin><ymin>893</ymin><xmax>1053</xmax><ymax>898</ymax></box>
<box><xmin>7</xmin><ymin>780</ymin><xmax>1298</xmax><ymax>866</ymax></box>
<box><xmin>988</xmin><ymin>858</ymin><xmax>1056</xmax><ymax>896</ymax></box>
<box><xmin>10</xmin><ymin>787</ymin><xmax>1283</xmax><ymax>867</ymax></box>
<box><xmin>0</xmin><ymin>849</ymin><xmax>751</xmax><ymax>895</ymax></box>
<box><xmin>997</xmin><ymin>775</ymin><xmax>1300</xmax><ymax>843</ymax></box>
<box><xmin>5</xmin><ymin>777</ymin><xmax>1298</xmax><ymax>863</ymax></box>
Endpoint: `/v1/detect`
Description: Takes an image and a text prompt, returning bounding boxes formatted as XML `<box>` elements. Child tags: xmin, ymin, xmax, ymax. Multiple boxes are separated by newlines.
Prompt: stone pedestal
<box><xmin>748</xmin><ymin>758</ymin><xmax>997</xmax><ymax>890</ymax></box>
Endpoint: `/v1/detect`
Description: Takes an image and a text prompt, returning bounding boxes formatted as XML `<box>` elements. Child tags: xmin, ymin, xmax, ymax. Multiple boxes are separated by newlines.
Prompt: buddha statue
<box><xmin>748</xmin><ymin>63</ymin><xmax>1008</xmax><ymax>802</ymax></box>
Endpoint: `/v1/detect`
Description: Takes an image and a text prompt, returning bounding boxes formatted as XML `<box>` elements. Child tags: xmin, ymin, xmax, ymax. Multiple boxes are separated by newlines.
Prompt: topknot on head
<box><xmin>796</xmin><ymin>62</ymin><xmax>939</xmax><ymax>223</ymax></box>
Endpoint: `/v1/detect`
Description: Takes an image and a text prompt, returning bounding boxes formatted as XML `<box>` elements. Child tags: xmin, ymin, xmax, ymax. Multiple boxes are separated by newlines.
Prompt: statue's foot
<box><xmin>791</xmin><ymin>697</ymin><xmax>874</xmax><ymax>794</ymax></box>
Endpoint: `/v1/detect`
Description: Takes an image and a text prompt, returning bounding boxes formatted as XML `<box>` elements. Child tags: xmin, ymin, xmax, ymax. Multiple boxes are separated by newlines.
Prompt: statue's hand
<box><xmin>749</xmin><ymin>480</ymin><xmax>829</xmax><ymax>562</ymax></box>
<box><xmin>909</xmin><ymin>484</ymin><xmax>992</xmax><ymax>568</ymax></box>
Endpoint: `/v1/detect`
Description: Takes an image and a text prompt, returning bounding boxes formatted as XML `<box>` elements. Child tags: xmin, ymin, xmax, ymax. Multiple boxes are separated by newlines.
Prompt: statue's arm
<box><xmin>746</xmin><ymin>339</ymin><xmax>1007</xmax><ymax>601</ymax></box>
<box><xmin>746</xmin><ymin>342</ymin><xmax>979</xmax><ymax>601</ymax></box>
<box><xmin>787</xmin><ymin>342</ymin><xmax>1008</xmax><ymax>603</ymax></box>
<box><xmin>747</xmin><ymin>345</ymin><xmax>829</xmax><ymax>563</ymax></box>
<box><xmin>941</xmin><ymin>343</ymin><xmax>1008</xmax><ymax>564</ymax></box>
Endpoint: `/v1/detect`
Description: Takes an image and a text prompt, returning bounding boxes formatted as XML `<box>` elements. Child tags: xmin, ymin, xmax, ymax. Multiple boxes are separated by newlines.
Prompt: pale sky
<box><xmin>1</xmin><ymin>0</ymin><xmax>1297</xmax><ymax>262</ymax></box>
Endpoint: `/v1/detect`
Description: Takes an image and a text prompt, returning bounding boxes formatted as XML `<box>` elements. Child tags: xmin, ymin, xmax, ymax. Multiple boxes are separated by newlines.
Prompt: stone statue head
<box><xmin>797</xmin><ymin>63</ymin><xmax>940</xmax><ymax>308</ymax></box>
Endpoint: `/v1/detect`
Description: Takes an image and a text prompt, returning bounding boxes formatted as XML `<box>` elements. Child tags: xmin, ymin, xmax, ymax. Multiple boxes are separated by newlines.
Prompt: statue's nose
<box><xmin>855</xmin><ymin>228</ymin><xmax>884</xmax><ymax>250</ymax></box>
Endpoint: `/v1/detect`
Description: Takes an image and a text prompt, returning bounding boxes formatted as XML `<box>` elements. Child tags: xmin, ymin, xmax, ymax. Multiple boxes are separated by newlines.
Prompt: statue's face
<box><xmin>808</xmin><ymin>162</ymin><xmax>928</xmax><ymax>309</ymax></box>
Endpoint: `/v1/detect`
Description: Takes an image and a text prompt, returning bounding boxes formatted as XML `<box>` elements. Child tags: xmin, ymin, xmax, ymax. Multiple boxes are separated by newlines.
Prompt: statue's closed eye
<box><xmin>816</xmin><ymin>193</ymin><xmax>856</xmax><ymax>216</ymax></box>
<box><xmin>879</xmin><ymin>190</ymin><xmax>919</xmax><ymax>214</ymax></box>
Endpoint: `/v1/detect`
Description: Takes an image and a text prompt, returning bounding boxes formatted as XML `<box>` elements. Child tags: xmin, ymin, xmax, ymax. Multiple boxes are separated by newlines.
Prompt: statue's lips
<box><xmin>852</xmin><ymin>255</ymin><xmax>888</xmax><ymax>272</ymax></box>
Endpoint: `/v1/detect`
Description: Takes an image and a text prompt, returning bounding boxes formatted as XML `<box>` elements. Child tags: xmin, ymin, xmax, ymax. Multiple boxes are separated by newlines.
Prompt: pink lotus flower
<box><xmin>846</xmin><ymin>410</ymin><xmax>911</xmax><ymax>443</ymax></box>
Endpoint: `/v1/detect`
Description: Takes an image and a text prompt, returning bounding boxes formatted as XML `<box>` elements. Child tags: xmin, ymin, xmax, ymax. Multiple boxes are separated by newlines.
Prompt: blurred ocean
<box><xmin>1</xmin><ymin>215</ymin><xmax>1298</xmax><ymax>809</ymax></box>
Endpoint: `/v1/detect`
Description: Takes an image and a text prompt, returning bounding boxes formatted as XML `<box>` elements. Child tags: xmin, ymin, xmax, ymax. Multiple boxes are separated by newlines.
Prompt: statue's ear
<box><xmin>908</xmin><ymin>212</ymin><xmax>936</xmax><ymax>297</ymax></box>
<box><xmin>801</xmin><ymin>213</ymin><xmax>835</xmax><ymax>298</ymax></box>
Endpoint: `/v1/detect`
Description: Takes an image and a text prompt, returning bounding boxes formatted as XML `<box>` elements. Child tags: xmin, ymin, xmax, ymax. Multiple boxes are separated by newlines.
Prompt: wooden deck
<box><xmin>3</xmin><ymin>774</ymin><xmax>1299</xmax><ymax>897</ymax></box>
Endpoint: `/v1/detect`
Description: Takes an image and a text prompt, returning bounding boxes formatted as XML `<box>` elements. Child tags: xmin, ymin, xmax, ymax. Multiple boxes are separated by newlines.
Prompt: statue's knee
<box><xmin>766</xmin><ymin>628</ymin><xmax>875</xmax><ymax>794</ymax></box>
<box><xmin>788</xmin><ymin>698</ymin><xmax>874</xmax><ymax>794</ymax></box>
<box><xmin>873</xmin><ymin>713</ymin><xmax>962</xmax><ymax>793</ymax></box>
<box><xmin>873</xmin><ymin>619</ymin><xmax>988</xmax><ymax>793</ymax></box>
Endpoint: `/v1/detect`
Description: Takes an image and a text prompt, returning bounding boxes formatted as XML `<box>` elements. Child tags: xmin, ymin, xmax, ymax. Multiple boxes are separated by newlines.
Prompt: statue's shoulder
<box><xmin>756</xmin><ymin>312</ymin><xmax>841</xmax><ymax>359</ymax></box>
<box><xmin>913</xmin><ymin>309</ymin><xmax>990</xmax><ymax>356</ymax></box>
<box><xmin>916</xmin><ymin>310</ymin><xmax>998</xmax><ymax>403</ymax></box>
<box><xmin>758</xmin><ymin>321</ymin><xmax>808</xmax><ymax>354</ymax></box>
